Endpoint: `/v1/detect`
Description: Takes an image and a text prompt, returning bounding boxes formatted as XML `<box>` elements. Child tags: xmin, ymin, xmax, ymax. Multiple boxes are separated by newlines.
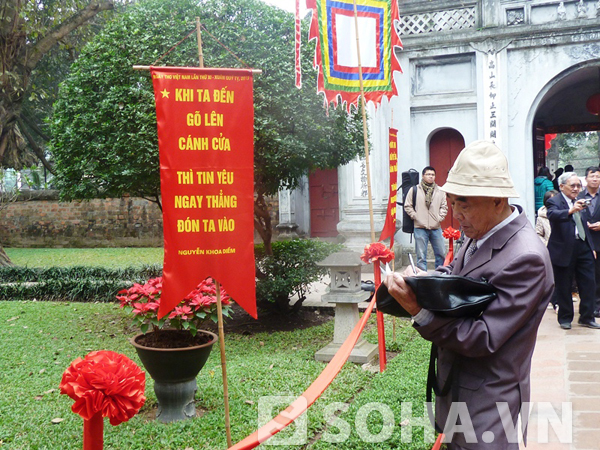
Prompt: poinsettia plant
<box><xmin>117</xmin><ymin>277</ymin><xmax>233</xmax><ymax>336</ymax></box>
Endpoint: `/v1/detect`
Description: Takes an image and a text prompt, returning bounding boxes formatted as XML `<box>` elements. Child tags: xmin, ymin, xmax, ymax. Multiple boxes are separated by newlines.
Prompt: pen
<box><xmin>408</xmin><ymin>254</ymin><xmax>417</xmax><ymax>275</ymax></box>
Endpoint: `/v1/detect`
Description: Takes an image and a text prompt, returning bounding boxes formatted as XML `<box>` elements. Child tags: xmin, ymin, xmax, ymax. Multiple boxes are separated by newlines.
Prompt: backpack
<box><xmin>399</xmin><ymin>169</ymin><xmax>420</xmax><ymax>234</ymax></box>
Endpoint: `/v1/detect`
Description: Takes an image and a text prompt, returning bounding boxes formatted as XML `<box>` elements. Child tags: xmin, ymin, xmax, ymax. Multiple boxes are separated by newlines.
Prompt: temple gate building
<box><xmin>279</xmin><ymin>0</ymin><xmax>600</xmax><ymax>258</ymax></box>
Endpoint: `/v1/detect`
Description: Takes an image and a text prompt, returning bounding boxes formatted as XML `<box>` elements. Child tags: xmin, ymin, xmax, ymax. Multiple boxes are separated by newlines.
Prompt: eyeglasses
<box><xmin>566</xmin><ymin>183</ymin><xmax>582</xmax><ymax>189</ymax></box>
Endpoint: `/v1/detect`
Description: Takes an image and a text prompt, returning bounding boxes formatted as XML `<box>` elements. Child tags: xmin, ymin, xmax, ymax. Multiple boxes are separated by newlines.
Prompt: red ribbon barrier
<box><xmin>230</xmin><ymin>240</ymin><xmax>447</xmax><ymax>449</ymax></box>
<box><xmin>432</xmin><ymin>433</ymin><xmax>445</xmax><ymax>450</ymax></box>
<box><xmin>229</xmin><ymin>295</ymin><xmax>377</xmax><ymax>449</ymax></box>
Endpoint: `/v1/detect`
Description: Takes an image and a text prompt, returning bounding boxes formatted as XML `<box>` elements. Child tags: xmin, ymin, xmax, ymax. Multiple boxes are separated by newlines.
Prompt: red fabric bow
<box><xmin>360</xmin><ymin>242</ymin><xmax>395</xmax><ymax>264</ymax></box>
<box><xmin>60</xmin><ymin>350</ymin><xmax>146</xmax><ymax>426</ymax></box>
<box><xmin>442</xmin><ymin>227</ymin><xmax>461</xmax><ymax>240</ymax></box>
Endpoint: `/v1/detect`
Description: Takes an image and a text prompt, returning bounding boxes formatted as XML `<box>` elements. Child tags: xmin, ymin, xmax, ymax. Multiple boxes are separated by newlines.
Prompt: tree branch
<box><xmin>20</xmin><ymin>112</ymin><xmax>51</xmax><ymax>142</ymax></box>
<box><xmin>16</xmin><ymin>116</ymin><xmax>55</xmax><ymax>174</ymax></box>
<box><xmin>25</xmin><ymin>1</ymin><xmax>114</xmax><ymax>70</ymax></box>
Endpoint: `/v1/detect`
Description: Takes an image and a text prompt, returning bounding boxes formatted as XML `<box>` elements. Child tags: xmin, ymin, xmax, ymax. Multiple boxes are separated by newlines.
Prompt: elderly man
<box><xmin>547</xmin><ymin>172</ymin><xmax>599</xmax><ymax>329</ymax></box>
<box><xmin>385</xmin><ymin>141</ymin><xmax>554</xmax><ymax>449</ymax></box>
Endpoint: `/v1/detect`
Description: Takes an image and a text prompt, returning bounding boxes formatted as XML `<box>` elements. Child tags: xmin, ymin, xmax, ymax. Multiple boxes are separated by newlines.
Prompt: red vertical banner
<box><xmin>151</xmin><ymin>67</ymin><xmax>257</xmax><ymax>320</ymax></box>
<box><xmin>379</xmin><ymin>128</ymin><xmax>398</xmax><ymax>246</ymax></box>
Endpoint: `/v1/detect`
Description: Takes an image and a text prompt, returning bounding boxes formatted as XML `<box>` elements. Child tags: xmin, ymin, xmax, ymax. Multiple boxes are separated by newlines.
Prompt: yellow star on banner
<box><xmin>160</xmin><ymin>89</ymin><xmax>170</xmax><ymax>98</ymax></box>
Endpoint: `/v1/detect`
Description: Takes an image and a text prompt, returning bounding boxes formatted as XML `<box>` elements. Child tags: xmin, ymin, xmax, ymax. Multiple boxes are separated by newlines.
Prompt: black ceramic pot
<box><xmin>130</xmin><ymin>329</ymin><xmax>217</xmax><ymax>422</ymax></box>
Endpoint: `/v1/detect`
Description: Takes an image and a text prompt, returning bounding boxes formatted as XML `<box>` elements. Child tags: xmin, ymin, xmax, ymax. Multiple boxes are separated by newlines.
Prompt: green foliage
<box><xmin>50</xmin><ymin>0</ymin><xmax>363</xmax><ymax>204</ymax></box>
<box><xmin>255</xmin><ymin>239</ymin><xmax>342</xmax><ymax>307</ymax></box>
<box><xmin>0</xmin><ymin>265</ymin><xmax>161</xmax><ymax>282</ymax></box>
<box><xmin>0</xmin><ymin>265</ymin><xmax>162</xmax><ymax>302</ymax></box>
<box><xmin>551</xmin><ymin>131</ymin><xmax>600</xmax><ymax>169</ymax></box>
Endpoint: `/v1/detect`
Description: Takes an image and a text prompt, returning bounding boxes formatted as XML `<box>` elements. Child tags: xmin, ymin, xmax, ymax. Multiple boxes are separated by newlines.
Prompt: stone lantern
<box><xmin>314</xmin><ymin>250</ymin><xmax>378</xmax><ymax>364</ymax></box>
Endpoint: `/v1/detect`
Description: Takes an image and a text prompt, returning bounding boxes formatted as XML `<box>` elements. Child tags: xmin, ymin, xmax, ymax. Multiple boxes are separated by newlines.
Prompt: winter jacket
<box><xmin>534</xmin><ymin>177</ymin><xmax>554</xmax><ymax>211</ymax></box>
<box><xmin>535</xmin><ymin>206</ymin><xmax>551</xmax><ymax>246</ymax></box>
<box><xmin>404</xmin><ymin>184</ymin><xmax>447</xmax><ymax>230</ymax></box>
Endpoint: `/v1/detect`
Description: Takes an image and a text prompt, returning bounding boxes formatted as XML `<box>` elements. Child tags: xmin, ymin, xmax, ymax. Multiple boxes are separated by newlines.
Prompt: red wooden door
<box><xmin>429</xmin><ymin>129</ymin><xmax>465</xmax><ymax>230</ymax></box>
<box><xmin>309</xmin><ymin>169</ymin><xmax>339</xmax><ymax>237</ymax></box>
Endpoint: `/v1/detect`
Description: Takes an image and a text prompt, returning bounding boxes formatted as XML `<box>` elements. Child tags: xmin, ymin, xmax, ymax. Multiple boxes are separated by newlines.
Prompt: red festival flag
<box><xmin>151</xmin><ymin>67</ymin><xmax>257</xmax><ymax>320</ymax></box>
<box><xmin>379</xmin><ymin>128</ymin><xmax>398</xmax><ymax>246</ymax></box>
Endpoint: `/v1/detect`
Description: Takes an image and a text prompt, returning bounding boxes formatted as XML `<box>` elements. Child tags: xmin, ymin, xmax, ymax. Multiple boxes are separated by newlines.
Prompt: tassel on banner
<box><xmin>295</xmin><ymin>0</ymin><xmax>302</xmax><ymax>88</ymax></box>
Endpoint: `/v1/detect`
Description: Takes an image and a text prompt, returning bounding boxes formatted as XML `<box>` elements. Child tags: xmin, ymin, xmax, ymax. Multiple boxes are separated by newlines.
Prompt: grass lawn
<box><xmin>0</xmin><ymin>301</ymin><xmax>434</xmax><ymax>449</ymax></box>
<box><xmin>5</xmin><ymin>248</ymin><xmax>164</xmax><ymax>268</ymax></box>
<box><xmin>0</xmin><ymin>248</ymin><xmax>435</xmax><ymax>448</ymax></box>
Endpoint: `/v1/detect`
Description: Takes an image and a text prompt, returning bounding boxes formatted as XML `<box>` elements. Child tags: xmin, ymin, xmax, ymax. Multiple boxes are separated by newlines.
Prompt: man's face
<box><xmin>423</xmin><ymin>170</ymin><xmax>436</xmax><ymax>184</ymax></box>
<box><xmin>446</xmin><ymin>194</ymin><xmax>503</xmax><ymax>240</ymax></box>
<box><xmin>560</xmin><ymin>176</ymin><xmax>582</xmax><ymax>200</ymax></box>
<box><xmin>585</xmin><ymin>171</ymin><xmax>600</xmax><ymax>190</ymax></box>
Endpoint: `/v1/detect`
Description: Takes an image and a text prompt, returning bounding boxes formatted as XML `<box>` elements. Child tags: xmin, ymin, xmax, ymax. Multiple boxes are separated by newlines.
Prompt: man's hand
<box><xmin>384</xmin><ymin>272</ymin><xmax>421</xmax><ymax>316</ymax></box>
<box><xmin>570</xmin><ymin>199</ymin><xmax>587</xmax><ymax>214</ymax></box>
<box><xmin>588</xmin><ymin>221</ymin><xmax>600</xmax><ymax>232</ymax></box>
<box><xmin>401</xmin><ymin>265</ymin><xmax>427</xmax><ymax>277</ymax></box>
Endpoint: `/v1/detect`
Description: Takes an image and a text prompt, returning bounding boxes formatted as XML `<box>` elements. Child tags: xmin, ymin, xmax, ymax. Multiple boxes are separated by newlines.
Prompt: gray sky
<box><xmin>260</xmin><ymin>0</ymin><xmax>307</xmax><ymax>15</ymax></box>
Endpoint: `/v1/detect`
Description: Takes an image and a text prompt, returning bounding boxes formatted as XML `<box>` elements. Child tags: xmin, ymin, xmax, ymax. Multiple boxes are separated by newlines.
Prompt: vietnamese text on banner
<box><xmin>151</xmin><ymin>66</ymin><xmax>257</xmax><ymax>320</ymax></box>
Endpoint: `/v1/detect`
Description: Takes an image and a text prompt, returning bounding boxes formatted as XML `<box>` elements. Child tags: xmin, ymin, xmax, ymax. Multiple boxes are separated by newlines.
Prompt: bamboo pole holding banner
<box><xmin>216</xmin><ymin>280</ymin><xmax>233</xmax><ymax>447</ymax></box>
<box><xmin>352</xmin><ymin>0</ymin><xmax>386</xmax><ymax>372</ymax></box>
<box><xmin>194</xmin><ymin>16</ymin><xmax>233</xmax><ymax>447</ymax></box>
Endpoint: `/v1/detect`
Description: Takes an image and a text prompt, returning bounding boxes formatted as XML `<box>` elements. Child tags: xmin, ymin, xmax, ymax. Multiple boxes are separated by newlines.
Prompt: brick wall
<box><xmin>0</xmin><ymin>191</ymin><xmax>281</xmax><ymax>248</ymax></box>
<box><xmin>0</xmin><ymin>191</ymin><xmax>163</xmax><ymax>248</ymax></box>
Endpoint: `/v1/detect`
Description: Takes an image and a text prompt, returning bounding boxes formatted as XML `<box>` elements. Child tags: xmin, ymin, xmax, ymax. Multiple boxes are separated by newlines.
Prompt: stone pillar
<box><xmin>277</xmin><ymin>188</ymin><xmax>299</xmax><ymax>237</ymax></box>
<box><xmin>314</xmin><ymin>251</ymin><xmax>378</xmax><ymax>364</ymax></box>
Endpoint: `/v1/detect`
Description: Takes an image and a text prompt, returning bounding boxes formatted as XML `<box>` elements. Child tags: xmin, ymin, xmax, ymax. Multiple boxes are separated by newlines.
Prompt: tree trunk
<box><xmin>0</xmin><ymin>0</ymin><xmax>114</xmax><ymax>168</ymax></box>
<box><xmin>254</xmin><ymin>191</ymin><xmax>273</xmax><ymax>255</ymax></box>
<box><xmin>0</xmin><ymin>245</ymin><xmax>12</xmax><ymax>266</ymax></box>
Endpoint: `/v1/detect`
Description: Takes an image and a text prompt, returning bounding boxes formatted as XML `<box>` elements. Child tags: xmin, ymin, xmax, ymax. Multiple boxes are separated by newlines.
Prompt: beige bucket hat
<box><xmin>440</xmin><ymin>140</ymin><xmax>519</xmax><ymax>198</ymax></box>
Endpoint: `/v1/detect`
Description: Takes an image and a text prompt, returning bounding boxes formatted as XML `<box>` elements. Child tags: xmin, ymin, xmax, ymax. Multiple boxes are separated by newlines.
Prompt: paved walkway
<box><xmin>522</xmin><ymin>304</ymin><xmax>600</xmax><ymax>450</ymax></box>
<box><xmin>305</xmin><ymin>277</ymin><xmax>600</xmax><ymax>449</ymax></box>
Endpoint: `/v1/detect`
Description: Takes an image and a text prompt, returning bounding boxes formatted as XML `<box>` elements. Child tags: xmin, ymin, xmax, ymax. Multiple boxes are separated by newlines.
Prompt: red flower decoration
<box><xmin>60</xmin><ymin>350</ymin><xmax>146</xmax><ymax>426</ymax></box>
<box><xmin>361</xmin><ymin>242</ymin><xmax>395</xmax><ymax>264</ymax></box>
<box><xmin>443</xmin><ymin>227</ymin><xmax>461</xmax><ymax>240</ymax></box>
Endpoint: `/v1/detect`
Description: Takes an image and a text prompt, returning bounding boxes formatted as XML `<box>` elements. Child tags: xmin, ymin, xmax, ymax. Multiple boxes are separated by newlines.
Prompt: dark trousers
<box><xmin>595</xmin><ymin>256</ymin><xmax>600</xmax><ymax>312</ymax></box>
<box><xmin>553</xmin><ymin>238</ymin><xmax>596</xmax><ymax>325</ymax></box>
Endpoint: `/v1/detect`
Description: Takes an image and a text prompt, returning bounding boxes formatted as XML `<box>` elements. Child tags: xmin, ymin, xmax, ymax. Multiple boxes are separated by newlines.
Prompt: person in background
<box><xmin>579</xmin><ymin>166</ymin><xmax>600</xmax><ymax>318</ymax></box>
<box><xmin>553</xmin><ymin>167</ymin><xmax>564</xmax><ymax>191</ymax></box>
<box><xmin>404</xmin><ymin>166</ymin><xmax>448</xmax><ymax>271</ymax></box>
<box><xmin>534</xmin><ymin>167</ymin><xmax>554</xmax><ymax>213</ymax></box>
<box><xmin>536</xmin><ymin>189</ymin><xmax>559</xmax><ymax>246</ymax></box>
<box><xmin>537</xmin><ymin>189</ymin><xmax>559</xmax><ymax>313</ymax></box>
<box><xmin>386</xmin><ymin>141</ymin><xmax>554</xmax><ymax>449</ymax></box>
<box><xmin>547</xmin><ymin>172</ymin><xmax>599</xmax><ymax>330</ymax></box>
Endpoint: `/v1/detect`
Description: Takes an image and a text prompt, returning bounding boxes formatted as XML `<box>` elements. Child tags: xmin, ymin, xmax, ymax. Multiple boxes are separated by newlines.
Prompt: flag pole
<box><xmin>352</xmin><ymin>1</ymin><xmax>386</xmax><ymax>372</ymax></box>
<box><xmin>196</xmin><ymin>16</ymin><xmax>232</xmax><ymax>446</ymax></box>
<box><xmin>216</xmin><ymin>280</ymin><xmax>233</xmax><ymax>447</ymax></box>
<box><xmin>390</xmin><ymin>108</ymin><xmax>396</xmax><ymax>343</ymax></box>
<box><xmin>352</xmin><ymin>2</ymin><xmax>375</xmax><ymax>243</ymax></box>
